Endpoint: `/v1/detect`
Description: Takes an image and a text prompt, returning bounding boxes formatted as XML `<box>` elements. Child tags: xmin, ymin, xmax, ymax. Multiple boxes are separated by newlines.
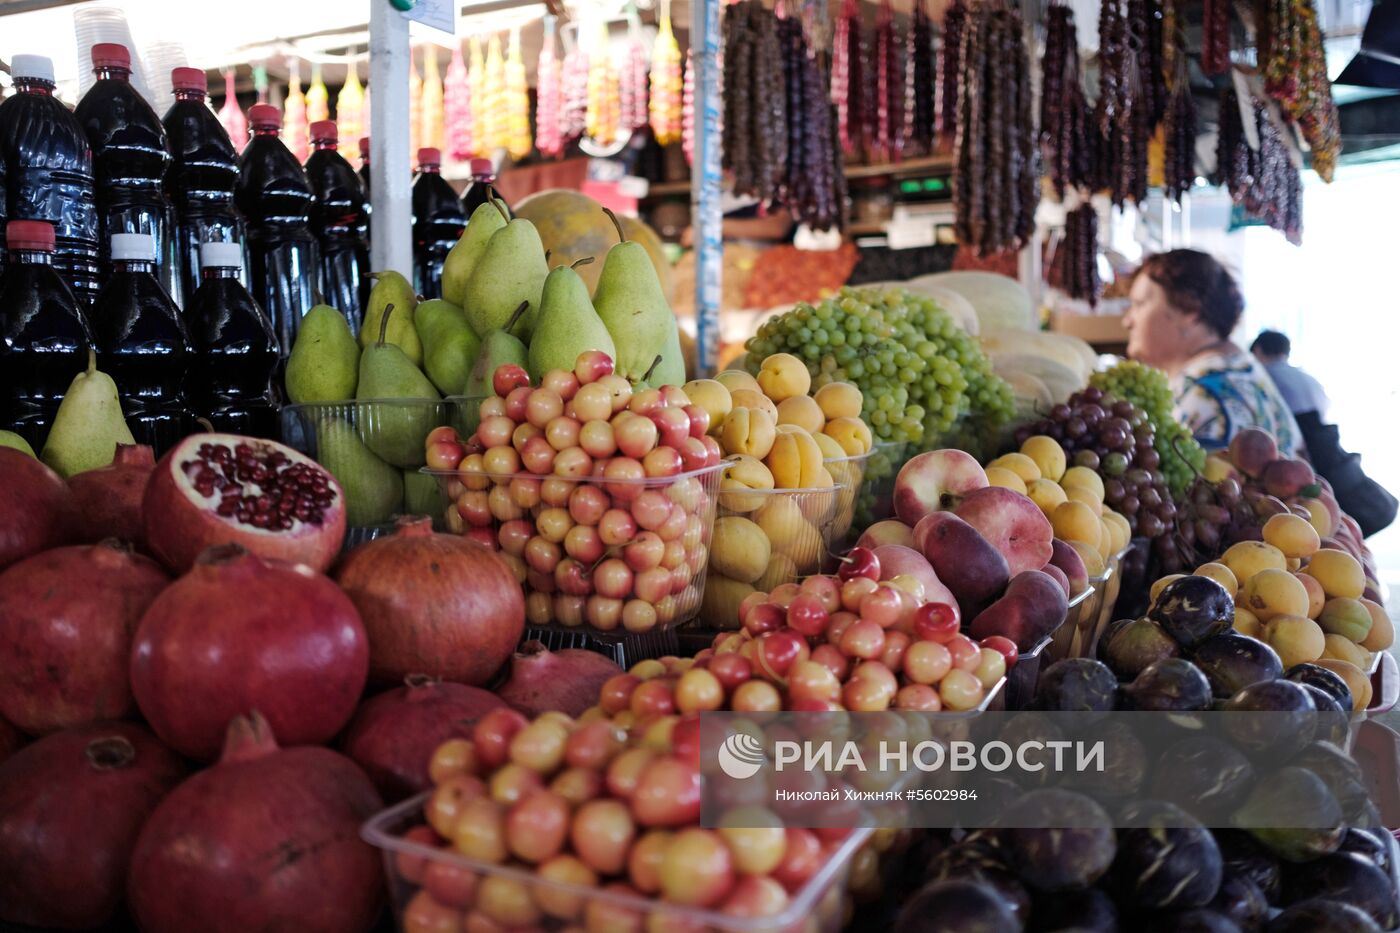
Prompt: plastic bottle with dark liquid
<box><xmin>235</xmin><ymin>103</ymin><xmax>321</xmax><ymax>357</ymax></box>
<box><xmin>74</xmin><ymin>44</ymin><xmax>181</xmax><ymax>307</ymax></box>
<box><xmin>304</xmin><ymin>120</ymin><xmax>369</xmax><ymax>331</ymax></box>
<box><xmin>163</xmin><ymin>66</ymin><xmax>245</xmax><ymax>306</ymax></box>
<box><xmin>411</xmin><ymin>147</ymin><xmax>466</xmax><ymax>299</ymax></box>
<box><xmin>459</xmin><ymin>157</ymin><xmax>498</xmax><ymax>216</ymax></box>
<box><xmin>0</xmin><ymin>220</ymin><xmax>94</xmax><ymax>448</ymax></box>
<box><xmin>0</xmin><ymin>54</ymin><xmax>102</xmax><ymax>306</ymax></box>
<box><xmin>185</xmin><ymin>241</ymin><xmax>279</xmax><ymax>437</ymax></box>
<box><xmin>91</xmin><ymin>232</ymin><xmax>195</xmax><ymax>455</ymax></box>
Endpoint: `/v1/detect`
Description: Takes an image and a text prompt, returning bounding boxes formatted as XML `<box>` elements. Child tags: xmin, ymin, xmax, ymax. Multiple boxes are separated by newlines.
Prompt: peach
<box><xmin>1025</xmin><ymin>478</ymin><xmax>1068</xmax><ymax>517</ymax></box>
<box><xmin>1260</xmin><ymin>458</ymin><xmax>1316</xmax><ymax>500</ymax></box>
<box><xmin>729</xmin><ymin>389</ymin><xmax>779</xmax><ymax>421</ymax></box>
<box><xmin>715</xmin><ymin>370</ymin><xmax>761</xmax><ymax>396</ymax></box>
<box><xmin>1047</xmin><ymin>539</ymin><xmax>1089</xmax><ymax>595</ymax></box>
<box><xmin>912</xmin><ymin>511</ymin><xmax>1010</xmax><ymax>616</ymax></box>
<box><xmin>813</xmin><ymin>381</ymin><xmax>863</xmax><ymax>420</ymax></box>
<box><xmin>1228</xmin><ymin>428</ymin><xmax>1278</xmax><ymax>478</ymax></box>
<box><xmin>1040</xmin><ymin>564</ymin><xmax>1071</xmax><ymax>597</ymax></box>
<box><xmin>1262</xmin><ymin>512</ymin><xmax>1320</xmax><ymax>559</ymax></box>
<box><xmin>984</xmin><ymin>467</ymin><xmax>1028</xmax><ymax>495</ymax></box>
<box><xmin>775</xmin><ymin>395</ymin><xmax>826</xmax><ymax>434</ymax></box>
<box><xmin>1304</xmin><ymin>548</ymin><xmax>1365</xmax><ymax>599</ymax></box>
<box><xmin>710</xmin><ymin>517</ymin><xmax>770</xmax><ymax>583</ymax></box>
<box><xmin>681</xmin><ymin>379</ymin><xmax>732</xmax><ymax>434</ymax></box>
<box><xmin>1317</xmin><ymin>597</ymin><xmax>1373</xmax><ymax>643</ymax></box>
<box><xmin>893</xmin><ymin>449</ymin><xmax>988</xmax><ymax>526</ymax></box>
<box><xmin>1195</xmin><ymin>562</ymin><xmax>1239</xmax><ymax>594</ymax></box>
<box><xmin>1359</xmin><ymin>598</ymin><xmax>1394</xmax><ymax>651</ymax></box>
<box><xmin>1051</xmin><ymin>501</ymin><xmax>1101</xmax><ymax>549</ymax></box>
<box><xmin>968</xmin><ymin>570</ymin><xmax>1069</xmax><ymax>650</ymax></box>
<box><xmin>1220</xmin><ymin>541</ymin><xmax>1287</xmax><ymax>584</ymax></box>
<box><xmin>986</xmin><ymin>453</ymin><xmax>1041</xmax><ymax>484</ymax></box>
<box><xmin>1019</xmin><ymin>435</ymin><xmax>1066</xmax><ymax>482</ymax></box>
<box><xmin>1241</xmin><ymin>568</ymin><xmax>1310</xmax><ymax>622</ymax></box>
<box><xmin>953</xmin><ymin>486</ymin><xmax>1055</xmax><ymax>577</ymax></box>
<box><xmin>719</xmin><ymin>455</ymin><xmax>774</xmax><ymax>513</ymax></box>
<box><xmin>873</xmin><ymin>545</ymin><xmax>958</xmax><ymax>614</ymax></box>
<box><xmin>1059</xmin><ymin>466</ymin><xmax>1104</xmax><ymax>501</ymax></box>
<box><xmin>755</xmin><ymin>353</ymin><xmax>812</xmax><ymax>403</ymax></box>
<box><xmin>1294</xmin><ymin>571</ymin><xmax>1326</xmax><ymax>619</ymax></box>
<box><xmin>823</xmin><ymin>417</ymin><xmax>873</xmax><ymax>456</ymax></box>
<box><xmin>720</xmin><ymin>408</ymin><xmax>776</xmax><ymax>460</ymax></box>
<box><xmin>856</xmin><ymin>520</ymin><xmax>915</xmax><ymax>551</ymax></box>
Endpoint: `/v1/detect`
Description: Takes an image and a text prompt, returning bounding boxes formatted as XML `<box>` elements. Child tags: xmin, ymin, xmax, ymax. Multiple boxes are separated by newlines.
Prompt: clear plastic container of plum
<box><xmin>424</xmin><ymin>461</ymin><xmax>727</xmax><ymax>635</ymax></box>
<box><xmin>364</xmin><ymin>794</ymin><xmax>868</xmax><ymax>933</ymax></box>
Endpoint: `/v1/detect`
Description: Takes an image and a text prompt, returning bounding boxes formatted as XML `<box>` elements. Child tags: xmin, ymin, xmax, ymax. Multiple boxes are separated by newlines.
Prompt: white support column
<box><xmin>690</xmin><ymin>0</ymin><xmax>722</xmax><ymax>376</ymax></box>
<box><xmin>370</xmin><ymin>0</ymin><xmax>413</xmax><ymax>277</ymax></box>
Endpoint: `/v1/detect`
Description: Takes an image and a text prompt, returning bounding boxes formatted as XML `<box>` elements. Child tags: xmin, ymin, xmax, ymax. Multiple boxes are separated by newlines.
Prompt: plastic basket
<box><xmin>851</xmin><ymin>439</ymin><xmax>910</xmax><ymax>536</ymax></box>
<box><xmin>280</xmin><ymin>398</ymin><xmax>481</xmax><ymax>532</ymax></box>
<box><xmin>363</xmin><ymin>794</ymin><xmax>869</xmax><ymax>933</ymax></box>
<box><xmin>424</xmin><ymin>462</ymin><xmax>726</xmax><ymax>636</ymax></box>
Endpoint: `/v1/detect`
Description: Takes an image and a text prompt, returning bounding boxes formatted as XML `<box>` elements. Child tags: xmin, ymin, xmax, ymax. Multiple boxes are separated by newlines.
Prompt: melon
<box><xmin>923</xmin><ymin>271</ymin><xmax>1034</xmax><ymax>332</ymax></box>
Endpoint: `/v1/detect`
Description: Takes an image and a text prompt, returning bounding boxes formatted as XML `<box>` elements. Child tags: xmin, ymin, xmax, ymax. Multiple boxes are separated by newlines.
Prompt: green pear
<box><xmin>403</xmin><ymin>468</ymin><xmax>444</xmax><ymax>517</ymax></box>
<box><xmin>464</xmin><ymin>301</ymin><xmax>530</xmax><ymax>400</ymax></box>
<box><xmin>0</xmin><ymin>431</ymin><xmax>36</xmax><ymax>458</ymax></box>
<box><xmin>415</xmin><ymin>298</ymin><xmax>481</xmax><ymax>397</ymax></box>
<box><xmin>40</xmin><ymin>350</ymin><xmax>136</xmax><ymax>478</ymax></box>
<box><xmin>442</xmin><ymin>197</ymin><xmax>509</xmax><ymax>307</ymax></box>
<box><xmin>593</xmin><ymin>208</ymin><xmax>685</xmax><ymax>384</ymax></box>
<box><xmin>361</xmin><ymin>271</ymin><xmax>422</xmax><ymax>366</ymax></box>
<box><xmin>286</xmin><ymin>304</ymin><xmax>360</xmax><ymax>403</ymax></box>
<box><xmin>356</xmin><ymin>304</ymin><xmax>442</xmax><ymax>468</ymax></box>
<box><xmin>461</xmin><ymin>211</ymin><xmax>548</xmax><ymax>340</ymax></box>
<box><xmin>317</xmin><ymin>418</ymin><xmax>404</xmax><ymax>526</ymax></box>
<box><xmin>527</xmin><ymin>257</ymin><xmax>617</xmax><ymax>382</ymax></box>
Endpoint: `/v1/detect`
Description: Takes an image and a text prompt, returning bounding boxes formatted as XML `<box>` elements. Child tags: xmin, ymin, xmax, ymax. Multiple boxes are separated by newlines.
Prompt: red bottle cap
<box><xmin>359</xmin><ymin>137</ymin><xmax>370</xmax><ymax>157</ymax></box>
<box><xmin>248</xmin><ymin>104</ymin><xmax>281</xmax><ymax>129</ymax></box>
<box><xmin>91</xmin><ymin>43</ymin><xmax>131</xmax><ymax>70</ymax></box>
<box><xmin>417</xmin><ymin>147</ymin><xmax>441</xmax><ymax>167</ymax></box>
<box><xmin>310</xmin><ymin>120</ymin><xmax>338</xmax><ymax>142</ymax></box>
<box><xmin>6</xmin><ymin>220</ymin><xmax>56</xmax><ymax>252</ymax></box>
<box><xmin>470</xmin><ymin>157</ymin><xmax>494</xmax><ymax>177</ymax></box>
<box><xmin>171</xmin><ymin>67</ymin><xmax>207</xmax><ymax>92</ymax></box>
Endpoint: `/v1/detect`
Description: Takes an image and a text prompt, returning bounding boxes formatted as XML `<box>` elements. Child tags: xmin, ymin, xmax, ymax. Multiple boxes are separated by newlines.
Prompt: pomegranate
<box><xmin>142</xmin><ymin>433</ymin><xmax>346</xmax><ymax>573</ymax></box>
<box><xmin>0</xmin><ymin>722</ymin><xmax>184</xmax><ymax>928</ymax></box>
<box><xmin>127</xmin><ymin>713</ymin><xmax>384</xmax><ymax>933</ymax></box>
<box><xmin>340</xmin><ymin>674</ymin><xmax>507</xmax><ymax>801</ymax></box>
<box><xmin>0</xmin><ymin>541</ymin><xmax>169</xmax><ymax>734</ymax></box>
<box><xmin>497</xmin><ymin>641</ymin><xmax>624</xmax><ymax>717</ymax></box>
<box><xmin>0</xmin><ymin>448</ymin><xmax>77</xmax><ymax>570</ymax></box>
<box><xmin>335</xmin><ymin>516</ymin><xmax>525</xmax><ymax>685</ymax></box>
<box><xmin>68</xmin><ymin>444</ymin><xmax>156</xmax><ymax>546</ymax></box>
<box><xmin>130</xmin><ymin>545</ymin><xmax>368</xmax><ymax>760</ymax></box>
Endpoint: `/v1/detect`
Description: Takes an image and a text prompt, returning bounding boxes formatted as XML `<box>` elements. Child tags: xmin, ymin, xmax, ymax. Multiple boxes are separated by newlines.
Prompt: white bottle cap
<box><xmin>110</xmin><ymin>233</ymin><xmax>156</xmax><ymax>261</ymax></box>
<box><xmin>200</xmin><ymin>241</ymin><xmax>243</xmax><ymax>269</ymax></box>
<box><xmin>11</xmin><ymin>55</ymin><xmax>56</xmax><ymax>83</ymax></box>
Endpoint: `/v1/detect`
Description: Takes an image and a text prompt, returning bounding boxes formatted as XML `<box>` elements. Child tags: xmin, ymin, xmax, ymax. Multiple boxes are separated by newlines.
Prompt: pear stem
<box><xmin>195</xmin><ymin>417</ymin><xmax>216</xmax><ymax>433</ymax></box>
<box><xmin>505</xmin><ymin>301</ymin><xmax>529</xmax><ymax>333</ymax></box>
<box><xmin>571</xmin><ymin>256</ymin><xmax>596</xmax><ymax>269</ymax></box>
<box><xmin>378</xmin><ymin>304</ymin><xmax>394</xmax><ymax>347</ymax></box>
<box><xmin>642</xmin><ymin>354</ymin><xmax>663</xmax><ymax>384</ymax></box>
<box><xmin>85</xmin><ymin>348</ymin><xmax>97</xmax><ymax>375</ymax></box>
<box><xmin>545</xmin><ymin>249</ymin><xmax>552</xmax><ymax>264</ymax></box>
<box><xmin>492</xmin><ymin>199</ymin><xmax>510</xmax><ymax>223</ymax></box>
<box><xmin>602</xmin><ymin>207</ymin><xmax>626</xmax><ymax>244</ymax></box>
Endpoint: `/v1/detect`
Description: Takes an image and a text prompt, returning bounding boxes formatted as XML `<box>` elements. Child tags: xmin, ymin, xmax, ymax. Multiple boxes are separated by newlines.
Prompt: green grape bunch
<box><xmin>1090</xmin><ymin>360</ymin><xmax>1206</xmax><ymax>497</ymax></box>
<box><xmin>745</xmin><ymin>287</ymin><xmax>1014</xmax><ymax>450</ymax></box>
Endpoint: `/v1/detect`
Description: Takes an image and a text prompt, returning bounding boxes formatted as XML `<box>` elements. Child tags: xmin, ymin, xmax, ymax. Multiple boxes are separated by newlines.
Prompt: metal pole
<box><xmin>690</xmin><ymin>0</ymin><xmax>722</xmax><ymax>376</ymax></box>
<box><xmin>370</xmin><ymin>0</ymin><xmax>413</xmax><ymax>277</ymax></box>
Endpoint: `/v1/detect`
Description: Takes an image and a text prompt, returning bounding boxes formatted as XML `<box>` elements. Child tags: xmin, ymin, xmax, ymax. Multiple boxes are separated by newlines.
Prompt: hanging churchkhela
<box><xmin>1161</xmin><ymin>33</ymin><xmax>1197</xmax><ymax>203</ymax></box>
<box><xmin>1216</xmin><ymin>87</ymin><xmax>1303</xmax><ymax>245</ymax></box>
<box><xmin>779</xmin><ymin>10</ymin><xmax>846</xmax><ymax>231</ymax></box>
<box><xmin>1040</xmin><ymin>4</ymin><xmax>1095</xmax><ymax>200</ymax></box>
<box><xmin>939</xmin><ymin>0</ymin><xmax>965</xmax><ymax>138</ymax></box>
<box><xmin>952</xmin><ymin>3</ymin><xmax>1036</xmax><ymax>255</ymax></box>
<box><xmin>1055</xmin><ymin>204</ymin><xmax>1102</xmax><ymax>305</ymax></box>
<box><xmin>903</xmin><ymin>0</ymin><xmax>936</xmax><ymax>155</ymax></box>
<box><xmin>1259</xmin><ymin>0</ymin><xmax>1341</xmax><ymax>181</ymax></box>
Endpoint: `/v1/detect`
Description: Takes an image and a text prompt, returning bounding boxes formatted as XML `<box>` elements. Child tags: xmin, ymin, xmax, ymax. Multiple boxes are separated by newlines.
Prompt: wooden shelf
<box><xmin>843</xmin><ymin>153</ymin><xmax>954</xmax><ymax>180</ymax></box>
<box><xmin>644</xmin><ymin>180</ymin><xmax>693</xmax><ymax>196</ymax></box>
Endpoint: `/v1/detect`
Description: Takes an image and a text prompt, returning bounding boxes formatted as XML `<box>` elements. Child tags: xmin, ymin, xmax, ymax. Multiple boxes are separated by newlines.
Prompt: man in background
<box><xmin>1251</xmin><ymin>329</ymin><xmax>1330</xmax><ymax>419</ymax></box>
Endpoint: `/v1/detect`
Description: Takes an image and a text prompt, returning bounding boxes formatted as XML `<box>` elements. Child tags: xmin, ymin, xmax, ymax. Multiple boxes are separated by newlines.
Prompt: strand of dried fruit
<box><xmin>1040</xmin><ymin>5</ymin><xmax>1074</xmax><ymax>198</ymax></box>
<box><xmin>1201</xmin><ymin>0</ymin><xmax>1230</xmax><ymax>76</ymax></box>
<box><xmin>560</xmin><ymin>44</ymin><xmax>588</xmax><ymax>142</ymax></box>
<box><xmin>780</xmin><ymin>11</ymin><xmax>806</xmax><ymax>201</ymax></box>
<box><xmin>1058</xmin><ymin>204</ymin><xmax>1101</xmax><ymax>304</ymax></box>
<box><xmin>832</xmin><ymin>0</ymin><xmax>852</xmax><ymax>149</ymax></box>
<box><xmin>756</xmin><ymin>2</ymin><xmax>789</xmax><ymax>201</ymax></box>
<box><xmin>952</xmin><ymin>2</ymin><xmax>986</xmax><ymax>248</ymax></box>
<box><xmin>1013</xmin><ymin>10</ymin><xmax>1037</xmax><ymax>244</ymax></box>
<box><xmin>649</xmin><ymin>4</ymin><xmax>683</xmax><ymax>145</ymax></box>
<box><xmin>1162</xmin><ymin>38</ymin><xmax>1195</xmax><ymax>202</ymax></box>
<box><xmin>905</xmin><ymin>0</ymin><xmax>936</xmax><ymax>154</ymax></box>
<box><xmin>984</xmin><ymin>9</ymin><xmax>1008</xmax><ymax>253</ymax></box>
<box><xmin>1260</xmin><ymin>0</ymin><xmax>1340</xmax><ymax>181</ymax></box>
<box><xmin>722</xmin><ymin>0</ymin><xmax>755</xmax><ymax>194</ymax></box>
<box><xmin>505</xmin><ymin>30</ymin><xmax>532</xmax><ymax>161</ymax></box>
<box><xmin>681</xmin><ymin>49</ymin><xmax>695</xmax><ymax>166</ymax></box>
<box><xmin>534</xmin><ymin>24</ymin><xmax>561</xmax><ymax>158</ymax></box>
<box><xmin>619</xmin><ymin>35</ymin><xmax>648</xmax><ymax>133</ymax></box>
<box><xmin>939</xmin><ymin>0</ymin><xmax>965</xmax><ymax>139</ymax></box>
<box><xmin>837</xmin><ymin>0</ymin><xmax>867</xmax><ymax>158</ymax></box>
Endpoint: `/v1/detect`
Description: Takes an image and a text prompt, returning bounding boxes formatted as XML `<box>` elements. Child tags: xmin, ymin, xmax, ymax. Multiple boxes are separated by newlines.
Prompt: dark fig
<box><xmin>1028</xmin><ymin>886</ymin><xmax>1118</xmax><ymax>932</ymax></box>
<box><xmin>1149</xmin><ymin>575</ymin><xmax>1234</xmax><ymax>647</ymax></box>
<box><xmin>927</xmin><ymin>843</ymin><xmax>1031</xmax><ymax>924</ymax></box>
<box><xmin>1236</xmin><ymin>767</ymin><xmax>1345</xmax><ymax>863</ymax></box>
<box><xmin>1033</xmin><ymin>658</ymin><xmax>1119</xmax><ymax>712</ymax></box>
<box><xmin>1339</xmin><ymin>827</ymin><xmax>1392</xmax><ymax>878</ymax></box>
<box><xmin>1223</xmin><ymin>679</ymin><xmax>1317</xmax><ymax>759</ymax></box>
<box><xmin>1191</xmin><ymin>633</ymin><xmax>1283</xmax><ymax>698</ymax></box>
<box><xmin>1217</xmin><ymin>830</ymin><xmax>1283</xmax><ymax>904</ymax></box>
<box><xmin>1102</xmin><ymin>617</ymin><xmax>1180</xmax><ymax>680</ymax></box>
<box><xmin>999</xmin><ymin>789</ymin><xmax>1116</xmax><ymax>892</ymax></box>
<box><xmin>1111</xmin><ymin>800</ymin><xmax>1223</xmax><ymax>910</ymax></box>
<box><xmin>1210</xmin><ymin>872</ymin><xmax>1269</xmax><ymax>931</ymax></box>
<box><xmin>893</xmin><ymin>879</ymin><xmax>1020</xmax><ymax>933</ymax></box>
<box><xmin>1300</xmin><ymin>684</ymin><xmax>1353</xmax><ymax>747</ymax></box>
<box><xmin>1150</xmin><ymin>736</ymin><xmax>1255</xmax><ymax>821</ymax></box>
<box><xmin>1284</xmin><ymin>663</ymin><xmax>1354</xmax><ymax>711</ymax></box>
<box><xmin>1123</xmin><ymin>658</ymin><xmax>1213</xmax><ymax>711</ymax></box>
<box><xmin>1141</xmin><ymin>909</ymin><xmax>1243</xmax><ymax>933</ymax></box>
<box><xmin>1265</xmin><ymin>899</ymin><xmax>1383</xmax><ymax>933</ymax></box>
<box><xmin>1283</xmin><ymin>852</ymin><xmax>1400</xmax><ymax>928</ymax></box>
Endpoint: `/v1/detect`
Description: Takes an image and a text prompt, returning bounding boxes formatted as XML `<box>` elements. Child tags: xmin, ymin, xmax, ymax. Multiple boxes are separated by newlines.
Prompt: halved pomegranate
<box><xmin>142</xmin><ymin>434</ymin><xmax>346</xmax><ymax>573</ymax></box>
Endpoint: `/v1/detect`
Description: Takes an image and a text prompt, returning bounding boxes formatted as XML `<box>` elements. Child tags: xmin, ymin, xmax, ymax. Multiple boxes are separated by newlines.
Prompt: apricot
<box><xmin>720</xmin><ymin>408</ymin><xmax>776</xmax><ymax>460</ymax></box>
<box><xmin>1313</xmin><ymin>658</ymin><xmax>1373</xmax><ymax>710</ymax></box>
<box><xmin>709</xmin><ymin>517</ymin><xmax>771</xmax><ymax>583</ymax></box>
<box><xmin>1264</xmin><ymin>614</ymin><xmax>1325</xmax><ymax>668</ymax></box>
<box><xmin>719</xmin><ymin>455</ymin><xmax>775</xmax><ymax>513</ymax></box>
<box><xmin>714</xmin><ymin>370</ymin><xmax>761</xmax><ymax>396</ymax></box>
<box><xmin>1303</xmin><ymin>548</ymin><xmax>1365</xmax><ymax>599</ymax></box>
<box><xmin>754</xmin><ymin>553</ymin><xmax>799</xmax><ymax>592</ymax></box>
<box><xmin>775</xmin><ymin>395</ymin><xmax>825</xmax><ymax>435</ymax></box>
<box><xmin>1321</xmin><ymin>633</ymin><xmax>1370</xmax><ymax>670</ymax></box>
<box><xmin>823</xmin><ymin>416</ymin><xmax>873</xmax><ymax>457</ymax></box>
<box><xmin>755</xmin><ymin>353</ymin><xmax>812</xmax><ymax>403</ymax></box>
<box><xmin>1359</xmin><ymin>598</ymin><xmax>1394</xmax><ymax>651</ymax></box>
<box><xmin>1262</xmin><ymin>513</ymin><xmax>1320</xmax><ymax>559</ymax></box>
<box><xmin>1220</xmin><ymin>541</ymin><xmax>1287</xmax><ymax>584</ymax></box>
<box><xmin>681</xmin><ymin>379</ymin><xmax>732</xmax><ymax>434</ymax></box>
<box><xmin>1241</xmin><ymin>568</ymin><xmax>1310</xmax><ymax>622</ymax></box>
<box><xmin>1026</xmin><ymin>479</ymin><xmax>1069</xmax><ymax>517</ymax></box>
<box><xmin>754</xmin><ymin>497</ymin><xmax>824</xmax><ymax>572</ymax></box>
<box><xmin>1102</xmin><ymin>511</ymin><xmax>1132</xmax><ymax>554</ymax></box>
<box><xmin>813</xmin><ymin>381</ymin><xmax>863</xmax><ymax>420</ymax></box>
<box><xmin>984</xmin><ymin>467</ymin><xmax>1028</xmax><ymax>495</ymax></box>
<box><xmin>1233</xmin><ymin>606</ymin><xmax>1263</xmax><ymax>638</ymax></box>
<box><xmin>1294</xmin><ymin>571</ymin><xmax>1326</xmax><ymax>619</ymax></box>
<box><xmin>1070</xmin><ymin>540</ymin><xmax>1106</xmax><ymax>577</ymax></box>
<box><xmin>1317</xmin><ymin>596</ymin><xmax>1373</xmax><ymax>643</ymax></box>
<box><xmin>729</xmin><ymin>389</ymin><xmax>779</xmax><ymax>421</ymax></box>
<box><xmin>1150</xmin><ymin>574</ymin><xmax>1185</xmax><ymax>604</ymax></box>
<box><xmin>1020</xmin><ymin>435</ymin><xmax>1066</xmax><ymax>482</ymax></box>
<box><xmin>1064</xmin><ymin>486</ymin><xmax>1104</xmax><ymax>511</ymax></box>
<box><xmin>987</xmin><ymin>452</ymin><xmax>1041</xmax><ymax>484</ymax></box>
<box><xmin>1060</xmin><ymin>466</ymin><xmax>1105</xmax><ymax>501</ymax></box>
<box><xmin>764</xmin><ymin>429</ymin><xmax>827</xmax><ymax>489</ymax></box>
<box><xmin>1297</xmin><ymin>497</ymin><xmax>1334</xmax><ymax>538</ymax></box>
<box><xmin>1195</xmin><ymin>562</ymin><xmax>1238</xmax><ymax>594</ymax></box>
<box><xmin>1052</xmin><ymin>501</ymin><xmax>1102</xmax><ymax>549</ymax></box>
<box><xmin>700</xmin><ymin>575</ymin><xmax>756</xmax><ymax>629</ymax></box>
<box><xmin>812</xmin><ymin>432</ymin><xmax>847</xmax><ymax>462</ymax></box>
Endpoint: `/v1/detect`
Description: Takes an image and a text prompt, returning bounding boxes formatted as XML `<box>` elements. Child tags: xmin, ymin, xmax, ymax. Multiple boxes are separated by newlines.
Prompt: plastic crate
<box><xmin>426</xmin><ymin>462</ymin><xmax>726</xmax><ymax>636</ymax></box>
<box><xmin>363</xmin><ymin>794</ymin><xmax>870</xmax><ymax>932</ymax></box>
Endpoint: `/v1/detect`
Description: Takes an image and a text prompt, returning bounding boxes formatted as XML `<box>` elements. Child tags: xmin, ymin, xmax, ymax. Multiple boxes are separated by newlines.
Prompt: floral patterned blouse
<box><xmin>1171</xmin><ymin>345</ymin><xmax>1303</xmax><ymax>456</ymax></box>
